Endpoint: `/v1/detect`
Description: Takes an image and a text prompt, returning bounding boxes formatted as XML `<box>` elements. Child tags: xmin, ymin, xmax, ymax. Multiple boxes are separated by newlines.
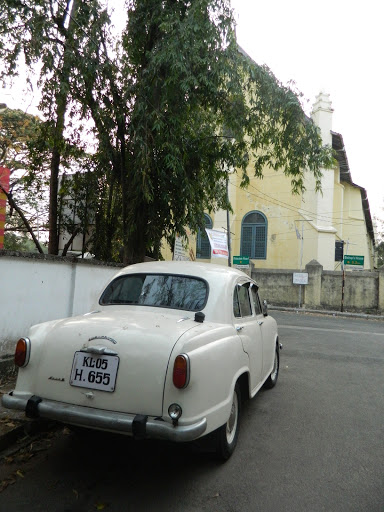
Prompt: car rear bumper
<box><xmin>2</xmin><ymin>392</ymin><xmax>207</xmax><ymax>442</ymax></box>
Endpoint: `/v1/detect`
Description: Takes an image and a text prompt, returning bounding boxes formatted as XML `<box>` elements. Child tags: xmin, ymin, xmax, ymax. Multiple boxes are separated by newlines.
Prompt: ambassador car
<box><xmin>3</xmin><ymin>261</ymin><xmax>280</xmax><ymax>461</ymax></box>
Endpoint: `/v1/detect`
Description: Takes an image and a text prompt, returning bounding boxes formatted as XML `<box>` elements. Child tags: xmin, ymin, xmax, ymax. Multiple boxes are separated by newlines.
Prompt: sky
<box><xmin>231</xmin><ymin>0</ymin><xmax>384</xmax><ymax>227</ymax></box>
<box><xmin>2</xmin><ymin>0</ymin><xmax>383</xmax><ymax>226</ymax></box>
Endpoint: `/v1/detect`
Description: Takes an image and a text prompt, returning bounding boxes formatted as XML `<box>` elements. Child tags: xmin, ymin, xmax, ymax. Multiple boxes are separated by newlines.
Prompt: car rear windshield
<box><xmin>99</xmin><ymin>273</ymin><xmax>208</xmax><ymax>312</ymax></box>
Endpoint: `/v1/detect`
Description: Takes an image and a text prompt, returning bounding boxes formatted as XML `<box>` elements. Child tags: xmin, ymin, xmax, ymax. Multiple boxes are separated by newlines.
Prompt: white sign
<box><xmin>205</xmin><ymin>228</ymin><xmax>228</xmax><ymax>259</ymax></box>
<box><xmin>173</xmin><ymin>235</ymin><xmax>190</xmax><ymax>261</ymax></box>
<box><xmin>173</xmin><ymin>231</ymin><xmax>195</xmax><ymax>261</ymax></box>
<box><xmin>293</xmin><ymin>272</ymin><xmax>308</xmax><ymax>285</ymax></box>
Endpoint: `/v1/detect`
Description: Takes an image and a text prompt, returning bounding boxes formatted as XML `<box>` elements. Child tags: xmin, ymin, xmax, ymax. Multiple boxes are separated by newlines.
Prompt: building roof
<box><xmin>331</xmin><ymin>131</ymin><xmax>375</xmax><ymax>246</ymax></box>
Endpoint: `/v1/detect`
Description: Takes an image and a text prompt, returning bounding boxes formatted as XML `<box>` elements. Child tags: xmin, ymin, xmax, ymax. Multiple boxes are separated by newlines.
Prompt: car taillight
<box><xmin>14</xmin><ymin>337</ymin><xmax>31</xmax><ymax>368</ymax></box>
<box><xmin>173</xmin><ymin>354</ymin><xmax>190</xmax><ymax>389</ymax></box>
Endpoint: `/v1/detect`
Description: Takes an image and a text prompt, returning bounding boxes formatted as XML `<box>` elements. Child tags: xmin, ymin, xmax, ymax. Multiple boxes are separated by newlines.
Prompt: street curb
<box><xmin>270</xmin><ymin>306</ymin><xmax>384</xmax><ymax>321</ymax></box>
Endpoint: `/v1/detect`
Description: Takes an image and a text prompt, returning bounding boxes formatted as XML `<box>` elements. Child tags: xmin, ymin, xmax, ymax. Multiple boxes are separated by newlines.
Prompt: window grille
<box><xmin>196</xmin><ymin>214</ymin><xmax>212</xmax><ymax>259</ymax></box>
<box><xmin>241</xmin><ymin>211</ymin><xmax>267</xmax><ymax>259</ymax></box>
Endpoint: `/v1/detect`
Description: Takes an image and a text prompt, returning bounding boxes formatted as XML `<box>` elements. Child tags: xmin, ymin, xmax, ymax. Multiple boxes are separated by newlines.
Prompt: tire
<box><xmin>214</xmin><ymin>383</ymin><xmax>241</xmax><ymax>461</ymax></box>
<box><xmin>263</xmin><ymin>343</ymin><xmax>280</xmax><ymax>389</ymax></box>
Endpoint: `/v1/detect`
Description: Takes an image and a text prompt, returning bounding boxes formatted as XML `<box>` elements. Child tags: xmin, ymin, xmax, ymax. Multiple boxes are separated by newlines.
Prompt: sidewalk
<box><xmin>270</xmin><ymin>306</ymin><xmax>384</xmax><ymax>321</ymax></box>
<box><xmin>0</xmin><ymin>374</ymin><xmax>32</xmax><ymax>452</ymax></box>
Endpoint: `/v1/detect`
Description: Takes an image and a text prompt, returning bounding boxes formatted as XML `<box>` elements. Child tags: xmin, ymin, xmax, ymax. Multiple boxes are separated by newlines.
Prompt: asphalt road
<box><xmin>1</xmin><ymin>311</ymin><xmax>383</xmax><ymax>512</ymax></box>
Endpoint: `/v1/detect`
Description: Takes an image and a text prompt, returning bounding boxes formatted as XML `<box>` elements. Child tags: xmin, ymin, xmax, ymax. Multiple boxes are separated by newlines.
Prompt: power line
<box><xmin>229</xmin><ymin>179</ymin><xmax>367</xmax><ymax>228</ymax></box>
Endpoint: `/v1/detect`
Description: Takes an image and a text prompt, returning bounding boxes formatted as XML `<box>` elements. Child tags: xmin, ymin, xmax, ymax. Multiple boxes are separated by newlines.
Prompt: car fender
<box><xmin>163</xmin><ymin>323</ymin><xmax>251</xmax><ymax>437</ymax></box>
<box><xmin>12</xmin><ymin>318</ymin><xmax>65</xmax><ymax>396</ymax></box>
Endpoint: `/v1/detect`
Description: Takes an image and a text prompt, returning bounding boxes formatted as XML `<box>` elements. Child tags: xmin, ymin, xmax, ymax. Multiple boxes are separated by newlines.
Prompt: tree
<box><xmin>115</xmin><ymin>0</ymin><xmax>333</xmax><ymax>262</ymax></box>
<box><xmin>0</xmin><ymin>0</ymin><xmax>334</xmax><ymax>264</ymax></box>
<box><xmin>0</xmin><ymin>0</ymin><xmax>109</xmax><ymax>254</ymax></box>
<box><xmin>0</xmin><ymin>107</ymin><xmax>47</xmax><ymax>252</ymax></box>
<box><xmin>377</xmin><ymin>241</ymin><xmax>384</xmax><ymax>267</ymax></box>
<box><xmin>73</xmin><ymin>0</ymin><xmax>333</xmax><ymax>263</ymax></box>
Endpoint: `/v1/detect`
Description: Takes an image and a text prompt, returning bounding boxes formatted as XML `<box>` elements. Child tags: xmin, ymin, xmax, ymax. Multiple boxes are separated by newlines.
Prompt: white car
<box><xmin>3</xmin><ymin>261</ymin><xmax>280</xmax><ymax>460</ymax></box>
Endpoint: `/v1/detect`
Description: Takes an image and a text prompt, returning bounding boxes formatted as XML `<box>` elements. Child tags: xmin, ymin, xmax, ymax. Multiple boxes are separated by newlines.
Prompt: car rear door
<box><xmin>250</xmin><ymin>284</ymin><xmax>275</xmax><ymax>380</ymax></box>
<box><xmin>233</xmin><ymin>281</ymin><xmax>263</xmax><ymax>393</ymax></box>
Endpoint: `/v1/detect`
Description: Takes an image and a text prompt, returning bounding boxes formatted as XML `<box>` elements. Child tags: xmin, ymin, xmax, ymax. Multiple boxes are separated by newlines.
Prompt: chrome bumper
<box><xmin>2</xmin><ymin>392</ymin><xmax>207</xmax><ymax>443</ymax></box>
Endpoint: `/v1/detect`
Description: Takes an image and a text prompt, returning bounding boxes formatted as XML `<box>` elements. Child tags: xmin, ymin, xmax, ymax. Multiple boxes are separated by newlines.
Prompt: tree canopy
<box><xmin>0</xmin><ymin>0</ymin><xmax>334</xmax><ymax>263</ymax></box>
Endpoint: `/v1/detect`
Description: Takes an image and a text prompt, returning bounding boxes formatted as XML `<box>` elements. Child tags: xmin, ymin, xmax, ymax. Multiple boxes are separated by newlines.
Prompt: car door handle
<box><xmin>236</xmin><ymin>326</ymin><xmax>244</xmax><ymax>332</ymax></box>
<box><xmin>257</xmin><ymin>321</ymin><xmax>264</xmax><ymax>326</ymax></box>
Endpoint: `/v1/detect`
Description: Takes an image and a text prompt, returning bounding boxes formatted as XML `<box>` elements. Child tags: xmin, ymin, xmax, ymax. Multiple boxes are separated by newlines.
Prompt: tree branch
<box><xmin>0</xmin><ymin>183</ymin><xmax>44</xmax><ymax>253</ymax></box>
<box><xmin>61</xmin><ymin>226</ymin><xmax>81</xmax><ymax>256</ymax></box>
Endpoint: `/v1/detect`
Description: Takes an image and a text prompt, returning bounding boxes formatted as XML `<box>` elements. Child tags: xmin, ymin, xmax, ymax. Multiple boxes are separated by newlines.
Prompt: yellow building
<box><xmin>163</xmin><ymin>92</ymin><xmax>375</xmax><ymax>271</ymax></box>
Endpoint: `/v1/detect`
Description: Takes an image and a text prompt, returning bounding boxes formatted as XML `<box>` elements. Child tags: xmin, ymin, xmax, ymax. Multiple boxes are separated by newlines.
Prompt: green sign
<box><xmin>344</xmin><ymin>255</ymin><xmax>364</xmax><ymax>266</ymax></box>
<box><xmin>233</xmin><ymin>256</ymin><xmax>250</xmax><ymax>266</ymax></box>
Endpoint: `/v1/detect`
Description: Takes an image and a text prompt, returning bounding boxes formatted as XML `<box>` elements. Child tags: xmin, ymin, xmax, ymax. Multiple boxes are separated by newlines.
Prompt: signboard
<box><xmin>205</xmin><ymin>228</ymin><xmax>228</xmax><ymax>259</ymax></box>
<box><xmin>233</xmin><ymin>256</ymin><xmax>250</xmax><ymax>269</ymax></box>
<box><xmin>0</xmin><ymin>166</ymin><xmax>10</xmax><ymax>249</ymax></box>
<box><xmin>293</xmin><ymin>272</ymin><xmax>308</xmax><ymax>285</ymax></box>
<box><xmin>344</xmin><ymin>255</ymin><xmax>364</xmax><ymax>267</ymax></box>
<box><xmin>173</xmin><ymin>230</ymin><xmax>195</xmax><ymax>261</ymax></box>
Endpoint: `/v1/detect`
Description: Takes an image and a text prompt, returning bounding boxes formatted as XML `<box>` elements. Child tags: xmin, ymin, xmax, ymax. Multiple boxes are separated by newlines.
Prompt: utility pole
<box><xmin>340</xmin><ymin>241</ymin><xmax>348</xmax><ymax>312</ymax></box>
<box><xmin>295</xmin><ymin>219</ymin><xmax>312</xmax><ymax>308</ymax></box>
<box><xmin>226</xmin><ymin>176</ymin><xmax>231</xmax><ymax>267</ymax></box>
<box><xmin>298</xmin><ymin>220</ymin><xmax>304</xmax><ymax>308</ymax></box>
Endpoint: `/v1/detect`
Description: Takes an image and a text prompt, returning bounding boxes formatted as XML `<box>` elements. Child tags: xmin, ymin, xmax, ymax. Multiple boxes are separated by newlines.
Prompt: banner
<box><xmin>205</xmin><ymin>228</ymin><xmax>228</xmax><ymax>259</ymax></box>
<box><xmin>0</xmin><ymin>167</ymin><xmax>10</xmax><ymax>249</ymax></box>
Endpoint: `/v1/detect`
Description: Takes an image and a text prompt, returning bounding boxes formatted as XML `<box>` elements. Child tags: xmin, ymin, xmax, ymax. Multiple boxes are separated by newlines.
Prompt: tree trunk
<box><xmin>48</xmin><ymin>0</ymin><xmax>80</xmax><ymax>255</ymax></box>
<box><xmin>61</xmin><ymin>227</ymin><xmax>81</xmax><ymax>257</ymax></box>
<box><xmin>122</xmin><ymin>196</ymin><xmax>149</xmax><ymax>265</ymax></box>
<box><xmin>1</xmin><ymin>184</ymin><xmax>44</xmax><ymax>253</ymax></box>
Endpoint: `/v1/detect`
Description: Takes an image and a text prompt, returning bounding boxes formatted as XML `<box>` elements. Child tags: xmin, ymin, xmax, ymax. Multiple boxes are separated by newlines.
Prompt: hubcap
<box><xmin>226</xmin><ymin>391</ymin><xmax>238</xmax><ymax>444</ymax></box>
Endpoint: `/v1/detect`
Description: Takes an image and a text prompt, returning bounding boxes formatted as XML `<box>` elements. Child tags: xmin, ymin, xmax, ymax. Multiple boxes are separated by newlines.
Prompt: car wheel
<box><xmin>263</xmin><ymin>343</ymin><xmax>280</xmax><ymax>389</ymax></box>
<box><xmin>214</xmin><ymin>382</ymin><xmax>241</xmax><ymax>461</ymax></box>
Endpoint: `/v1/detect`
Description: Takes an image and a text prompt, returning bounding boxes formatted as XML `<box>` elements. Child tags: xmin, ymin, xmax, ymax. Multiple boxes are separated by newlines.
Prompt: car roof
<box><xmin>115</xmin><ymin>261</ymin><xmax>251</xmax><ymax>282</ymax></box>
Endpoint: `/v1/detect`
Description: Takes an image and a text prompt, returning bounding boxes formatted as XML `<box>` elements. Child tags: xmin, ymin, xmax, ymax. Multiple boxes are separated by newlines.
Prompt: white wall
<box><xmin>0</xmin><ymin>254</ymin><xmax>122</xmax><ymax>363</ymax></box>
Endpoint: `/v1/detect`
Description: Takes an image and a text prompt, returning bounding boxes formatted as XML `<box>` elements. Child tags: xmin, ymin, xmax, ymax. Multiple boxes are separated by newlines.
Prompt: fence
<box><xmin>0</xmin><ymin>251</ymin><xmax>123</xmax><ymax>377</ymax></box>
<box><xmin>252</xmin><ymin>259</ymin><xmax>384</xmax><ymax>313</ymax></box>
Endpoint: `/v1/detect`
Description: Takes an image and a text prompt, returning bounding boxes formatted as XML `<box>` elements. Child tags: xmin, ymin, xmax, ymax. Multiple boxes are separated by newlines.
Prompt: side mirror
<box><xmin>262</xmin><ymin>299</ymin><xmax>268</xmax><ymax>316</ymax></box>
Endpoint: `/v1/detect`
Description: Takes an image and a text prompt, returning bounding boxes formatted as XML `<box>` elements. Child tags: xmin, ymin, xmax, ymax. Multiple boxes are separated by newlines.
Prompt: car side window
<box><xmin>233</xmin><ymin>287</ymin><xmax>241</xmax><ymax>318</ymax></box>
<box><xmin>237</xmin><ymin>284</ymin><xmax>252</xmax><ymax>317</ymax></box>
<box><xmin>250</xmin><ymin>285</ymin><xmax>262</xmax><ymax>315</ymax></box>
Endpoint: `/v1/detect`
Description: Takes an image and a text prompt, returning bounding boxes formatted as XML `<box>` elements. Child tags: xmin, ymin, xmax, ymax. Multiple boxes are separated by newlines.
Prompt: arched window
<box><xmin>196</xmin><ymin>214</ymin><xmax>212</xmax><ymax>259</ymax></box>
<box><xmin>241</xmin><ymin>211</ymin><xmax>267</xmax><ymax>259</ymax></box>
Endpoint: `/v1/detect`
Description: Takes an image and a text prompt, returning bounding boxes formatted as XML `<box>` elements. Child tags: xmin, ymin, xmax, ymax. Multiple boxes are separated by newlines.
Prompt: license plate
<box><xmin>70</xmin><ymin>352</ymin><xmax>119</xmax><ymax>392</ymax></box>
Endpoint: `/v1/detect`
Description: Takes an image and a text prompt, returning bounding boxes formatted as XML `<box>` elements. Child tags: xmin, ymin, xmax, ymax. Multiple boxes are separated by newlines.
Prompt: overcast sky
<box><xmin>231</xmin><ymin>0</ymin><xmax>384</xmax><ymax>226</ymax></box>
<box><xmin>3</xmin><ymin>0</ymin><xmax>383</xmax><ymax>226</ymax></box>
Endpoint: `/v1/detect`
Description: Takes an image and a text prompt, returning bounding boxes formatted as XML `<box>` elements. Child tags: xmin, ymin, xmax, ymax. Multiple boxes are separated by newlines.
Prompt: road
<box><xmin>1</xmin><ymin>311</ymin><xmax>383</xmax><ymax>512</ymax></box>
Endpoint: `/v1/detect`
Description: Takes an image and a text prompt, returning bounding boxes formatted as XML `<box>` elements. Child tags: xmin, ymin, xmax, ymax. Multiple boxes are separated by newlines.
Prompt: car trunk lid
<box><xmin>33</xmin><ymin>308</ymin><xmax>196</xmax><ymax>417</ymax></box>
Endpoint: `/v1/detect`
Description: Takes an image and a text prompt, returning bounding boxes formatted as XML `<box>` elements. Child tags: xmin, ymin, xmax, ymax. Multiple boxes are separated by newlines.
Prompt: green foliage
<box><xmin>0</xmin><ymin>0</ymin><xmax>335</xmax><ymax>264</ymax></box>
<box><xmin>114</xmin><ymin>0</ymin><xmax>333</xmax><ymax>262</ymax></box>
<box><xmin>377</xmin><ymin>241</ymin><xmax>384</xmax><ymax>267</ymax></box>
<box><xmin>4</xmin><ymin>231</ymin><xmax>40</xmax><ymax>252</ymax></box>
<box><xmin>0</xmin><ymin>107</ymin><xmax>49</xmax><ymax>251</ymax></box>
<box><xmin>0</xmin><ymin>108</ymin><xmax>40</xmax><ymax>167</ymax></box>
<box><xmin>3</xmin><ymin>209</ymin><xmax>46</xmax><ymax>252</ymax></box>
